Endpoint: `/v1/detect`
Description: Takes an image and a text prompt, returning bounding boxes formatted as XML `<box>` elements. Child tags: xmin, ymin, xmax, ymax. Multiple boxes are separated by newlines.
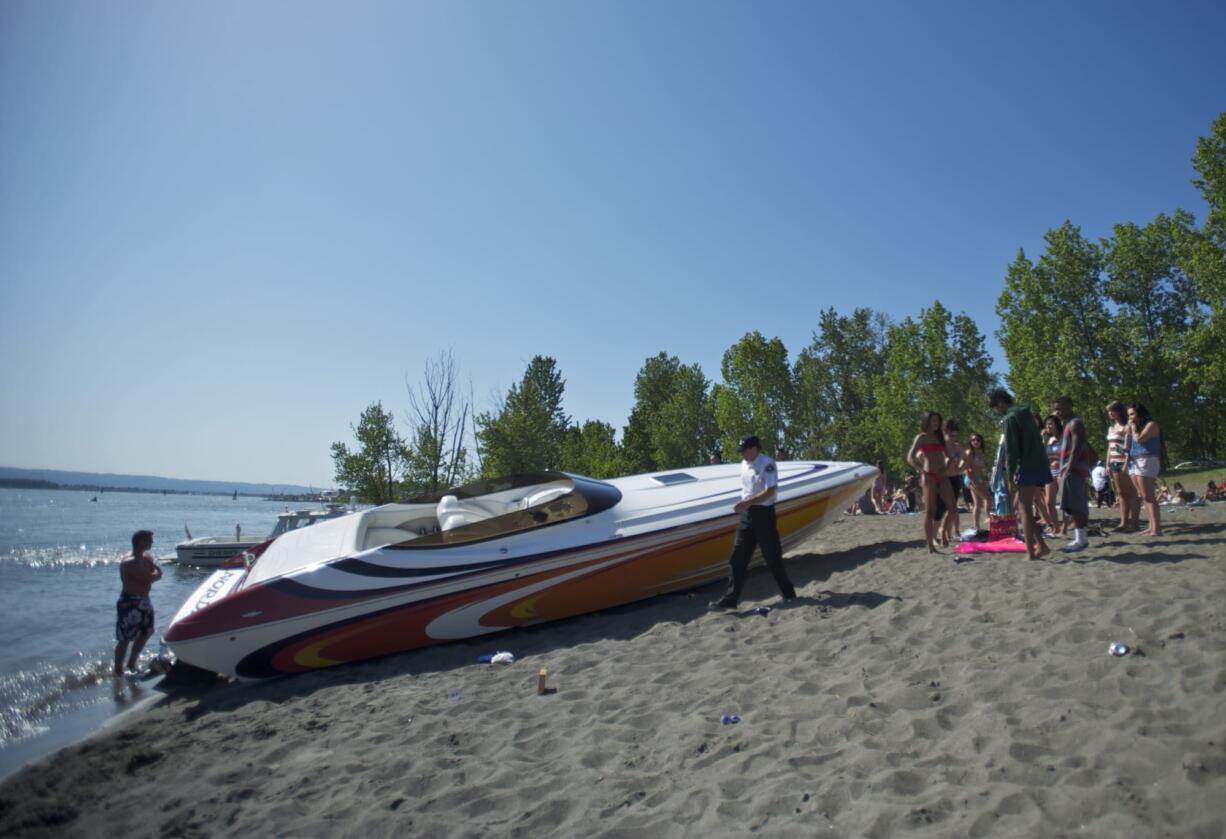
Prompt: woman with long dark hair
<box><xmin>1126</xmin><ymin>403</ymin><xmax>1162</xmax><ymax>536</ymax></box>
<box><xmin>907</xmin><ymin>411</ymin><xmax>959</xmax><ymax>553</ymax></box>
<box><xmin>941</xmin><ymin>418</ymin><xmax>964</xmax><ymax>544</ymax></box>
<box><xmin>1106</xmin><ymin>401</ymin><xmax>1138</xmax><ymax>531</ymax></box>
<box><xmin>965</xmin><ymin>431</ymin><xmax>991</xmax><ymax>532</ymax></box>
<box><xmin>1041</xmin><ymin>414</ymin><xmax>1064</xmax><ymax>536</ymax></box>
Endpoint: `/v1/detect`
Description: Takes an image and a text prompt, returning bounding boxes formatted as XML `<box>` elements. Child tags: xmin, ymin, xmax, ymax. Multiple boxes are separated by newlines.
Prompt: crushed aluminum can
<box><xmin>720</xmin><ymin>713</ymin><xmax>741</xmax><ymax>725</ymax></box>
<box><xmin>1108</xmin><ymin>642</ymin><xmax>1130</xmax><ymax>657</ymax></box>
<box><xmin>752</xmin><ymin>606</ymin><xmax>771</xmax><ymax>616</ymax></box>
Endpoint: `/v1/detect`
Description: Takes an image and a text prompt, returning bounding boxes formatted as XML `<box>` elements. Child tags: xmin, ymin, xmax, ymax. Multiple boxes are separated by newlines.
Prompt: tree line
<box><xmin>333</xmin><ymin>114</ymin><xmax>1226</xmax><ymax>503</ymax></box>
<box><xmin>998</xmin><ymin>112</ymin><xmax>1226</xmax><ymax>462</ymax></box>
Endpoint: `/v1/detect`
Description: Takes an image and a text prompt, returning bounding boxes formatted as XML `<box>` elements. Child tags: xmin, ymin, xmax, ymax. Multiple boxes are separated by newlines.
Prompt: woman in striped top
<box><xmin>1105</xmin><ymin>401</ymin><xmax>1138</xmax><ymax>532</ymax></box>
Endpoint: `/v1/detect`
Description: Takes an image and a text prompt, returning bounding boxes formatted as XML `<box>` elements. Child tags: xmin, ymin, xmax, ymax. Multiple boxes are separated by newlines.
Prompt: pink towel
<box><xmin>955</xmin><ymin>537</ymin><xmax>1027</xmax><ymax>554</ymax></box>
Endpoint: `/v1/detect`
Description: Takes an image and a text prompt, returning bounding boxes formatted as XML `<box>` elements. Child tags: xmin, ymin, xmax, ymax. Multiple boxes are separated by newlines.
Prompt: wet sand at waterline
<box><xmin>2</xmin><ymin>504</ymin><xmax>1224</xmax><ymax>838</ymax></box>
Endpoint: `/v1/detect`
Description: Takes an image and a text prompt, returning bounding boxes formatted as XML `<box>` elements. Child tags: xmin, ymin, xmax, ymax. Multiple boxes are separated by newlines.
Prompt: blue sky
<box><xmin>1</xmin><ymin>1</ymin><xmax>1223</xmax><ymax>486</ymax></box>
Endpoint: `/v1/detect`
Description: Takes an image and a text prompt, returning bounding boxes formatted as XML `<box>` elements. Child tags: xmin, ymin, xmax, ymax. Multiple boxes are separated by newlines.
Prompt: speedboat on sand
<box><xmin>165</xmin><ymin>462</ymin><xmax>875</xmax><ymax>679</ymax></box>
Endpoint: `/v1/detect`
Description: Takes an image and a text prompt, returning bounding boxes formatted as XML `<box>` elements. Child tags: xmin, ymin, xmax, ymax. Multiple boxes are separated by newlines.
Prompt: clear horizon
<box><xmin>3</xmin><ymin>1</ymin><xmax>1223</xmax><ymax>486</ymax></box>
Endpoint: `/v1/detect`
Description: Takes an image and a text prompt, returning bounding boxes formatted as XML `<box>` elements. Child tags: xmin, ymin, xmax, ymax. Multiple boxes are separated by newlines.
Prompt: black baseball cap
<box><xmin>736</xmin><ymin>435</ymin><xmax>761</xmax><ymax>453</ymax></box>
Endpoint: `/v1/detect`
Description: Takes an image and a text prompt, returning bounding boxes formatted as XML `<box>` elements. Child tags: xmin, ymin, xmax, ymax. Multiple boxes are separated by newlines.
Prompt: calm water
<box><xmin>0</xmin><ymin>487</ymin><xmax>328</xmax><ymax>778</ymax></box>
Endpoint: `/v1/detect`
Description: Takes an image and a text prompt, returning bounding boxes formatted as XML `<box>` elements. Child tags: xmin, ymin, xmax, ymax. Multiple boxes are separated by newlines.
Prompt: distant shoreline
<box><xmin>0</xmin><ymin>479</ymin><xmax>324</xmax><ymax>502</ymax></box>
<box><xmin>0</xmin><ymin>466</ymin><xmax>323</xmax><ymax>498</ymax></box>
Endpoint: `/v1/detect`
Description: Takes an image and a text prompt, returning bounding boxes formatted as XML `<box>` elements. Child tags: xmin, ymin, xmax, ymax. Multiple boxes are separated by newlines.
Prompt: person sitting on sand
<box><xmin>115</xmin><ymin>530</ymin><xmax>162</xmax><ymax>676</ymax></box>
<box><xmin>1091</xmin><ymin>460</ymin><xmax>1110</xmax><ymax>508</ymax></box>
<box><xmin>904</xmin><ymin>472</ymin><xmax>919</xmax><ymax>513</ymax></box>
<box><xmin>888</xmin><ymin>489</ymin><xmax>909</xmax><ymax>514</ymax></box>
<box><xmin>1171</xmin><ymin>482</ymin><xmax>1196</xmax><ymax>505</ymax></box>
<box><xmin>989</xmin><ymin>387</ymin><xmax>1051</xmax><ymax>561</ymax></box>
<box><xmin>855</xmin><ymin>486</ymin><xmax>878</xmax><ymax>515</ymax></box>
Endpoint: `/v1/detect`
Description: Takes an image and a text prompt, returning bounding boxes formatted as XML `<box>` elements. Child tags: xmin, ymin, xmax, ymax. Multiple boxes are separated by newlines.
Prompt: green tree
<box><xmin>712</xmin><ymin>332</ymin><xmax>793</xmax><ymax>456</ymax></box>
<box><xmin>872</xmin><ymin>303</ymin><xmax>995</xmax><ymax>477</ymax></box>
<box><xmin>871</xmin><ymin>316</ymin><xmax>926</xmax><ymax>477</ymax></box>
<box><xmin>792</xmin><ymin>308</ymin><xmax>889</xmax><ymax>461</ymax></box>
<box><xmin>561</xmin><ymin>420</ymin><xmax>625</xmax><ymax>478</ymax></box>
<box><xmin>1182</xmin><ymin>112</ymin><xmax>1226</xmax><ymax>454</ymax></box>
<box><xmin>1193</xmin><ymin>112</ymin><xmax>1226</xmax><ymax>245</ymax></box>
<box><xmin>476</xmin><ymin>356</ymin><xmax>571</xmax><ymax>476</ymax></box>
<box><xmin>330</xmin><ymin>402</ymin><xmax>410</xmax><ymax>504</ymax></box>
<box><xmin>997</xmin><ymin>223</ymin><xmax>1115</xmax><ymax>430</ymax></box>
<box><xmin>1102</xmin><ymin>213</ymin><xmax>1203</xmax><ymax>459</ymax></box>
<box><xmin>921</xmin><ymin>304</ymin><xmax>996</xmax><ymax>437</ymax></box>
<box><xmin>622</xmin><ymin>353</ymin><xmax>717</xmax><ymax>471</ymax></box>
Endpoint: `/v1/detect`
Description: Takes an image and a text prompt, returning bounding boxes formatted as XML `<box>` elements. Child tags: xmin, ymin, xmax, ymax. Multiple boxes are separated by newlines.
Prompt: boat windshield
<box><xmin>269</xmin><ymin>508</ymin><xmax>344</xmax><ymax>538</ymax></box>
<box><xmin>386</xmin><ymin>471</ymin><xmax>621</xmax><ymax>548</ymax></box>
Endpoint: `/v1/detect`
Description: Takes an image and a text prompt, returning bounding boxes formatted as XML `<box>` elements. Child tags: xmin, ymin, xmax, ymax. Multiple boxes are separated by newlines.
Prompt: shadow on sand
<box><xmin>161</xmin><ymin>537</ymin><xmax>916</xmax><ymax>718</ymax></box>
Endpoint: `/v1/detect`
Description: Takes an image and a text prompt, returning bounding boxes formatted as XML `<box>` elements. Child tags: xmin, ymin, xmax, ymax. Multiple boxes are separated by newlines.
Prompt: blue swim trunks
<box><xmin>1015</xmin><ymin>468</ymin><xmax>1053</xmax><ymax>488</ymax></box>
<box><xmin>116</xmin><ymin>594</ymin><xmax>154</xmax><ymax>641</ymax></box>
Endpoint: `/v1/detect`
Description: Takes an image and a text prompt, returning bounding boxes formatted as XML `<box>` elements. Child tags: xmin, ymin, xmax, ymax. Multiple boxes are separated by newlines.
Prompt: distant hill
<box><xmin>0</xmin><ymin>466</ymin><xmax>319</xmax><ymax>497</ymax></box>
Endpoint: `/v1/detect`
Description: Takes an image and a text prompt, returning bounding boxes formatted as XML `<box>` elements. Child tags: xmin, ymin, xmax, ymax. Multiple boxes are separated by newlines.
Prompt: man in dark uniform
<box><xmin>710</xmin><ymin>435</ymin><xmax>797</xmax><ymax>609</ymax></box>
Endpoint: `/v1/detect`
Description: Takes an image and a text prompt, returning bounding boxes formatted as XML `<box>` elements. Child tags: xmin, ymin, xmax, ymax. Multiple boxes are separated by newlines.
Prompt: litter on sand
<box><xmin>478</xmin><ymin>651</ymin><xmax>516</xmax><ymax>664</ymax></box>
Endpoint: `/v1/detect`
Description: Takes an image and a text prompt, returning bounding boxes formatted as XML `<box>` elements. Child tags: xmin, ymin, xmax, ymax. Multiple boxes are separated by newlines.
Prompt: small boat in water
<box><xmin>173</xmin><ymin>505</ymin><xmax>351</xmax><ymax>567</ymax></box>
<box><xmin>165</xmin><ymin>462</ymin><xmax>875</xmax><ymax>678</ymax></box>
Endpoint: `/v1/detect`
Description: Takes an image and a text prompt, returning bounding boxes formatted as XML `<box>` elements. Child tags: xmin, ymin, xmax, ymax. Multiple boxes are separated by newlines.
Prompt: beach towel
<box><xmin>955</xmin><ymin>537</ymin><xmax>1027</xmax><ymax>554</ymax></box>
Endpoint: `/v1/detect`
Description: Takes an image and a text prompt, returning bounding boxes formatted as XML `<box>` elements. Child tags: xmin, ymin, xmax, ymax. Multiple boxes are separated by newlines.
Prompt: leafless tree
<box><xmin>405</xmin><ymin>350</ymin><xmax>473</xmax><ymax>493</ymax></box>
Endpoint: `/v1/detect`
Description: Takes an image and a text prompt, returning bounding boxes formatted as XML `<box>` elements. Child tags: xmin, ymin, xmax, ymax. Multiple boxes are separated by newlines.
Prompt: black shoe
<box><xmin>709</xmin><ymin>596</ymin><xmax>738</xmax><ymax>610</ymax></box>
<box><xmin>781</xmin><ymin>587</ymin><xmax>797</xmax><ymax>601</ymax></box>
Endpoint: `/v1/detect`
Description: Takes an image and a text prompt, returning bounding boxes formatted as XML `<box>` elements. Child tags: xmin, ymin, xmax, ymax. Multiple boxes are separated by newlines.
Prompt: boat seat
<box><xmin>521</xmin><ymin>486</ymin><xmax>571</xmax><ymax>509</ymax></box>
<box><xmin>437</xmin><ymin>495</ymin><xmax>497</xmax><ymax>532</ymax></box>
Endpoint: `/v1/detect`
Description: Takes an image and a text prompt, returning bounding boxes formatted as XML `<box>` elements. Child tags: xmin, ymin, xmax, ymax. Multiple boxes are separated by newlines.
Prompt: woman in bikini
<box><xmin>941</xmin><ymin>419</ymin><xmax>965</xmax><ymax>545</ymax></box>
<box><xmin>964</xmin><ymin>431</ymin><xmax>991</xmax><ymax>532</ymax></box>
<box><xmin>907</xmin><ymin>411</ymin><xmax>958</xmax><ymax>553</ymax></box>
<box><xmin>1106</xmin><ymin>401</ymin><xmax>1138</xmax><ymax>531</ymax></box>
<box><xmin>1042</xmin><ymin>414</ymin><xmax>1064</xmax><ymax>536</ymax></box>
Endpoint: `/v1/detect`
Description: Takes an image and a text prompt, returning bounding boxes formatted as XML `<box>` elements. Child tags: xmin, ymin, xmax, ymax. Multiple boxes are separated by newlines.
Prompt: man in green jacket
<box><xmin>989</xmin><ymin>387</ymin><xmax>1051</xmax><ymax>560</ymax></box>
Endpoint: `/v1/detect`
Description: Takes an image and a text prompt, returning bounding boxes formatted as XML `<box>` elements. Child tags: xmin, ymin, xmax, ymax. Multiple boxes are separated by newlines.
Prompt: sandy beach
<box><xmin>2</xmin><ymin>504</ymin><xmax>1224</xmax><ymax>838</ymax></box>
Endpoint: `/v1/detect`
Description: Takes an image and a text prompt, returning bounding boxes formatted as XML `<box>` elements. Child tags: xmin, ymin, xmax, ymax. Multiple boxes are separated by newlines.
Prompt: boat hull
<box><xmin>166</xmin><ymin>464</ymin><xmax>873</xmax><ymax>678</ymax></box>
<box><xmin>174</xmin><ymin>538</ymin><xmax>263</xmax><ymax>567</ymax></box>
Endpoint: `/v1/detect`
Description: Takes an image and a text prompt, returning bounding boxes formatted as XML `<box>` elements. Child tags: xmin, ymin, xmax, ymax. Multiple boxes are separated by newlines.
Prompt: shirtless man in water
<box><xmin>115</xmin><ymin>529</ymin><xmax>162</xmax><ymax>676</ymax></box>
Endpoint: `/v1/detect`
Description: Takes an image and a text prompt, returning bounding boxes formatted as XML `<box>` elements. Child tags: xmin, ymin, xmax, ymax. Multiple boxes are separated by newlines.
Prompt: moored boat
<box><xmin>164</xmin><ymin>462</ymin><xmax>875</xmax><ymax>678</ymax></box>
<box><xmin>173</xmin><ymin>505</ymin><xmax>351</xmax><ymax>566</ymax></box>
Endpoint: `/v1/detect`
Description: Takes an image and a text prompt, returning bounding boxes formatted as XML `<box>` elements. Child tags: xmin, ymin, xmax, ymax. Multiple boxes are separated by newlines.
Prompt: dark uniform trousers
<box><xmin>723</xmin><ymin>504</ymin><xmax>796</xmax><ymax>602</ymax></box>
